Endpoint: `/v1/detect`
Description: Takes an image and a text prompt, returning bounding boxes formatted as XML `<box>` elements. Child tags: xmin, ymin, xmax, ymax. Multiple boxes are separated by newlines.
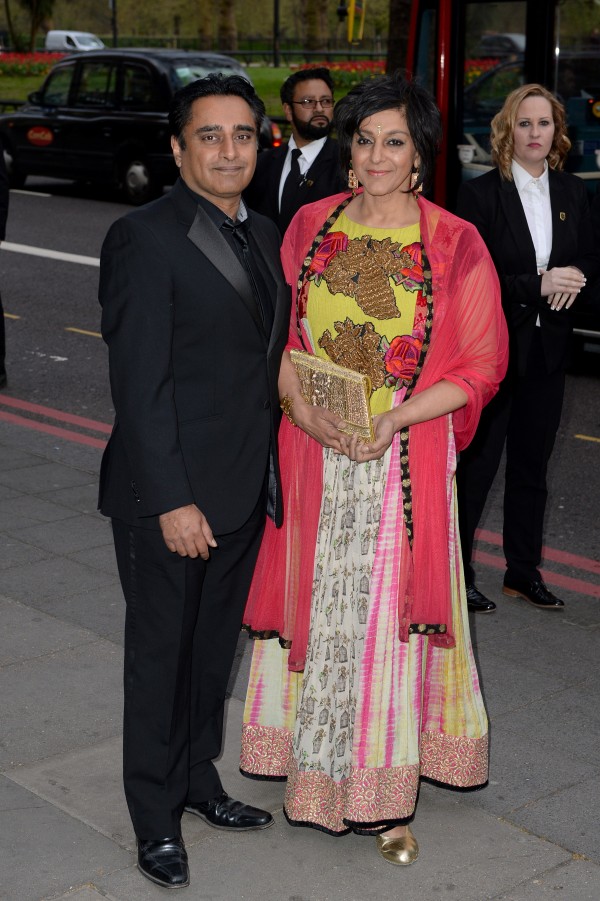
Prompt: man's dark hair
<box><xmin>280</xmin><ymin>67</ymin><xmax>335</xmax><ymax>106</ymax></box>
<box><xmin>169</xmin><ymin>73</ymin><xmax>266</xmax><ymax>148</ymax></box>
<box><xmin>333</xmin><ymin>73</ymin><xmax>442</xmax><ymax>194</ymax></box>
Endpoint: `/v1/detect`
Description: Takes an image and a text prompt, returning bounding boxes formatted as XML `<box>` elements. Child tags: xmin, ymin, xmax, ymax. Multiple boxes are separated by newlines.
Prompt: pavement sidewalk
<box><xmin>1</xmin><ymin>418</ymin><xmax>600</xmax><ymax>901</ymax></box>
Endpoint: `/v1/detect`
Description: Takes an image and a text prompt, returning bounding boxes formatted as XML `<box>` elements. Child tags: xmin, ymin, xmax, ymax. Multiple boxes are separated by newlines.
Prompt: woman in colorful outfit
<box><xmin>240</xmin><ymin>75</ymin><xmax>508</xmax><ymax>865</ymax></box>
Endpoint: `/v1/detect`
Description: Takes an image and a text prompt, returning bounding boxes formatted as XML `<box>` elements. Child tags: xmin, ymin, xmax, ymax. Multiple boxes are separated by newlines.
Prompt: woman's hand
<box><xmin>547</xmin><ymin>291</ymin><xmax>578</xmax><ymax>311</ymax></box>
<box><xmin>293</xmin><ymin>401</ymin><xmax>350</xmax><ymax>453</ymax></box>
<box><xmin>344</xmin><ymin>411</ymin><xmax>398</xmax><ymax>462</ymax></box>
<box><xmin>540</xmin><ymin>266</ymin><xmax>586</xmax><ymax>299</ymax></box>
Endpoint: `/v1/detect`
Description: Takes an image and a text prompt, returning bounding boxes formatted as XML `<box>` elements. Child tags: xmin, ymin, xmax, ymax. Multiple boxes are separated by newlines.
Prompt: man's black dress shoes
<box><xmin>137</xmin><ymin>836</ymin><xmax>189</xmax><ymax>889</ymax></box>
<box><xmin>185</xmin><ymin>791</ymin><xmax>273</xmax><ymax>831</ymax></box>
<box><xmin>466</xmin><ymin>583</ymin><xmax>496</xmax><ymax>613</ymax></box>
<box><xmin>503</xmin><ymin>577</ymin><xmax>565</xmax><ymax>609</ymax></box>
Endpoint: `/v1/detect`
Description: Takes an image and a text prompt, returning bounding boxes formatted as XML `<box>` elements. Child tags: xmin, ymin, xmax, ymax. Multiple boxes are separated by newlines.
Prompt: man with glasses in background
<box><xmin>244</xmin><ymin>67</ymin><xmax>347</xmax><ymax>236</ymax></box>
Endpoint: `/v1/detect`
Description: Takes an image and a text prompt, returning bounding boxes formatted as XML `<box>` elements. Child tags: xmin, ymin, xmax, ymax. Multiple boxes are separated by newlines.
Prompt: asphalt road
<box><xmin>1</xmin><ymin>177</ymin><xmax>599</xmax><ymax>570</ymax></box>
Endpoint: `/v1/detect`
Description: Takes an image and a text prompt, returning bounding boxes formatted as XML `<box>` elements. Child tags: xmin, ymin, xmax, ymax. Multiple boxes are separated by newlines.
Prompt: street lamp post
<box><xmin>109</xmin><ymin>0</ymin><xmax>118</xmax><ymax>48</ymax></box>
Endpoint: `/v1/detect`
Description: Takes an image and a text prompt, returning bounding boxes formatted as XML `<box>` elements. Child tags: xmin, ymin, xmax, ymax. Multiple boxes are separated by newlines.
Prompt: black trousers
<box><xmin>457</xmin><ymin>329</ymin><xmax>565</xmax><ymax>585</ymax></box>
<box><xmin>111</xmin><ymin>495</ymin><xmax>266</xmax><ymax>839</ymax></box>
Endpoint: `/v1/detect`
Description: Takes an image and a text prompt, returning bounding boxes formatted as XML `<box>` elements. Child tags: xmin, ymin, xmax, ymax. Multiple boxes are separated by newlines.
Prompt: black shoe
<box><xmin>466</xmin><ymin>583</ymin><xmax>496</xmax><ymax>613</ymax></box>
<box><xmin>0</xmin><ymin>372</ymin><xmax>6</xmax><ymax>390</ymax></box>
<box><xmin>137</xmin><ymin>836</ymin><xmax>189</xmax><ymax>889</ymax></box>
<box><xmin>503</xmin><ymin>577</ymin><xmax>565</xmax><ymax>609</ymax></box>
<box><xmin>185</xmin><ymin>791</ymin><xmax>273</xmax><ymax>831</ymax></box>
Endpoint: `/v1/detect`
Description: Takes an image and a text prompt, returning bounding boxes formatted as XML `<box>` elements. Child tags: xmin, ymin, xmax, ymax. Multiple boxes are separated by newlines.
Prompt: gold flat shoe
<box><xmin>375</xmin><ymin>826</ymin><xmax>419</xmax><ymax>866</ymax></box>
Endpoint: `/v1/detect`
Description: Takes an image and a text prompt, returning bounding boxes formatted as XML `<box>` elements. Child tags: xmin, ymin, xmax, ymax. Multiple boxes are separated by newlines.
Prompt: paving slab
<box><xmin>100</xmin><ymin>789</ymin><xmax>571</xmax><ymax>901</ymax></box>
<box><xmin>508</xmin><ymin>772</ymin><xmax>600</xmax><ymax>863</ymax></box>
<box><xmin>0</xmin><ymin>595</ymin><xmax>104</xmax><ymax>666</ymax></box>
<box><xmin>69</xmin><ymin>543</ymin><xmax>119</xmax><ymax>575</ymax></box>
<box><xmin>0</xmin><ymin>777</ymin><xmax>131</xmax><ymax>901</ymax></box>
<box><xmin>5</xmin><ymin>512</ymin><xmax>112</xmax><ymax>556</ymax></box>
<box><xmin>0</xmin><ymin>445</ymin><xmax>50</xmax><ymax>471</ymax></box>
<box><xmin>5</xmin><ymin>699</ymin><xmax>285</xmax><ymax>855</ymax></box>
<box><xmin>0</xmin><ymin>493</ymin><xmax>80</xmax><ymax>530</ymax></box>
<box><xmin>0</xmin><ymin>555</ymin><xmax>117</xmax><ymax>605</ymax></box>
<box><xmin>494</xmin><ymin>858</ymin><xmax>600</xmax><ymax>900</ymax></box>
<box><xmin>0</xmin><ymin>533</ymin><xmax>53</xmax><ymax>570</ymax></box>
<box><xmin>0</xmin><ymin>460</ymin><xmax>97</xmax><ymax>494</ymax></box>
<box><xmin>39</xmin><ymin>481</ymin><xmax>103</xmax><ymax>516</ymax></box>
<box><xmin>22</xmin><ymin>581</ymin><xmax>125</xmax><ymax>640</ymax></box>
<box><xmin>0</xmin><ymin>638</ymin><xmax>121</xmax><ymax>769</ymax></box>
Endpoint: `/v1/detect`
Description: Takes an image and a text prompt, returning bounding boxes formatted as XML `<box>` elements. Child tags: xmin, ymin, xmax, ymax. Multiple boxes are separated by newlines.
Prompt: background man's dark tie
<box><xmin>279</xmin><ymin>148</ymin><xmax>302</xmax><ymax>231</ymax></box>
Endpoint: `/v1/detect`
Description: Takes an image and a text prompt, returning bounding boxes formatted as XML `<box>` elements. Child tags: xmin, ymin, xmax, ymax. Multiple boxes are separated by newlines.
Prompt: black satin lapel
<box><xmin>186</xmin><ymin>204</ymin><xmax>263</xmax><ymax>332</ymax></box>
<box><xmin>498</xmin><ymin>180</ymin><xmax>537</xmax><ymax>270</ymax></box>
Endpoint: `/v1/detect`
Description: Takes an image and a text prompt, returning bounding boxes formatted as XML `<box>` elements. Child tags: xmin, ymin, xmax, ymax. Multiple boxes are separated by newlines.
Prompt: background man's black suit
<box><xmin>99</xmin><ymin>177</ymin><xmax>289</xmax><ymax>839</ymax></box>
<box><xmin>244</xmin><ymin>137</ymin><xmax>347</xmax><ymax>234</ymax></box>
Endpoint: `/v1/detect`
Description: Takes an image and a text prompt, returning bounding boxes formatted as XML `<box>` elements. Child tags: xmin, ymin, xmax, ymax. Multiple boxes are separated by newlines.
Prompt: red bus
<box><xmin>404</xmin><ymin>0</ymin><xmax>600</xmax><ymax>209</ymax></box>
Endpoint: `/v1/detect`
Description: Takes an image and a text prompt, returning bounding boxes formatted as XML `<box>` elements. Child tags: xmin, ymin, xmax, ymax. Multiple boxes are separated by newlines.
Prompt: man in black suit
<box><xmin>99</xmin><ymin>75</ymin><xmax>289</xmax><ymax>889</ymax></box>
<box><xmin>244</xmin><ymin>67</ymin><xmax>347</xmax><ymax>236</ymax></box>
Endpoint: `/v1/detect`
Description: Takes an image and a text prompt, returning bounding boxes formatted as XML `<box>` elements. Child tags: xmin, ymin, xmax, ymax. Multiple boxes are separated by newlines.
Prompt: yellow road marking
<box><xmin>3</xmin><ymin>312</ymin><xmax>20</xmax><ymax>319</ymax></box>
<box><xmin>575</xmin><ymin>434</ymin><xmax>600</xmax><ymax>444</ymax></box>
<box><xmin>66</xmin><ymin>327</ymin><xmax>102</xmax><ymax>338</ymax></box>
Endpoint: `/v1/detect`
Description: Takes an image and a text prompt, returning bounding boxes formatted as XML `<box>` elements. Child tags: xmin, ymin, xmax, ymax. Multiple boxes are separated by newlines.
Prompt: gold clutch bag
<box><xmin>290</xmin><ymin>349</ymin><xmax>375</xmax><ymax>442</ymax></box>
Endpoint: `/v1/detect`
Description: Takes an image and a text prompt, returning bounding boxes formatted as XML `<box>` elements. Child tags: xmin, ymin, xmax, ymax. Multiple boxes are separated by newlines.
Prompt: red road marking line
<box><xmin>473</xmin><ymin>549</ymin><xmax>600</xmax><ymax>599</ymax></box>
<box><xmin>0</xmin><ymin>394</ymin><xmax>112</xmax><ymax>434</ymax></box>
<box><xmin>476</xmin><ymin>527</ymin><xmax>600</xmax><ymax>576</ymax></box>
<box><xmin>0</xmin><ymin>409</ymin><xmax>107</xmax><ymax>449</ymax></box>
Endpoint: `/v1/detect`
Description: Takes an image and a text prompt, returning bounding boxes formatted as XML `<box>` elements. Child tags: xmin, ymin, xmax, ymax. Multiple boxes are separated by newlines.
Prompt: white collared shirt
<box><xmin>511</xmin><ymin>158</ymin><xmax>552</xmax><ymax>272</ymax></box>
<box><xmin>278</xmin><ymin>136</ymin><xmax>328</xmax><ymax>209</ymax></box>
<box><xmin>512</xmin><ymin>159</ymin><xmax>552</xmax><ymax>326</ymax></box>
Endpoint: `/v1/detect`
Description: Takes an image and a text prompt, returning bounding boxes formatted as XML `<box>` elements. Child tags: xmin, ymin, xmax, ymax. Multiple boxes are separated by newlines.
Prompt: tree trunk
<box><xmin>197</xmin><ymin>0</ymin><xmax>214</xmax><ymax>50</ymax></box>
<box><xmin>217</xmin><ymin>0</ymin><xmax>237</xmax><ymax>51</ymax></box>
<box><xmin>386</xmin><ymin>0</ymin><xmax>411</xmax><ymax>74</ymax></box>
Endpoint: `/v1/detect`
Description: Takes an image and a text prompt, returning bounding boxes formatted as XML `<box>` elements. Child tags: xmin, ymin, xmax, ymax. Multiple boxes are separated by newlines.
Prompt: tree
<box><xmin>19</xmin><ymin>0</ymin><xmax>55</xmax><ymax>50</ymax></box>
<box><xmin>217</xmin><ymin>0</ymin><xmax>237</xmax><ymax>50</ymax></box>
<box><xmin>386</xmin><ymin>0</ymin><xmax>411</xmax><ymax>74</ymax></box>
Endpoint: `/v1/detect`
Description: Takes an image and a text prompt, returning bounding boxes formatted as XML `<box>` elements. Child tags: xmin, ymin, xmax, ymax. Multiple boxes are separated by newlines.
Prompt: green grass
<box><xmin>246</xmin><ymin>66</ymin><xmax>293</xmax><ymax>117</ymax></box>
<box><xmin>0</xmin><ymin>75</ymin><xmax>43</xmax><ymax>103</ymax></box>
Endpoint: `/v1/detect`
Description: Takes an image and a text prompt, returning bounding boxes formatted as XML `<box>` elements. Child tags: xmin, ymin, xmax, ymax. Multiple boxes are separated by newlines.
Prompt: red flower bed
<box><xmin>0</xmin><ymin>52</ymin><xmax>63</xmax><ymax>77</ymax></box>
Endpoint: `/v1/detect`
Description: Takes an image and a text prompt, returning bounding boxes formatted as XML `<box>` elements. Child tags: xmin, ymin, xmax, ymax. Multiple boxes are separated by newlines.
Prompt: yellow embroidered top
<box><xmin>303</xmin><ymin>214</ymin><xmax>426</xmax><ymax>416</ymax></box>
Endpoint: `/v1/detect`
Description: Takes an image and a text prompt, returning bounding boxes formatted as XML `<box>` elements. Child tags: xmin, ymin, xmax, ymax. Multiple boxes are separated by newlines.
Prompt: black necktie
<box><xmin>279</xmin><ymin>148</ymin><xmax>302</xmax><ymax>230</ymax></box>
<box><xmin>222</xmin><ymin>219</ymin><xmax>273</xmax><ymax>334</ymax></box>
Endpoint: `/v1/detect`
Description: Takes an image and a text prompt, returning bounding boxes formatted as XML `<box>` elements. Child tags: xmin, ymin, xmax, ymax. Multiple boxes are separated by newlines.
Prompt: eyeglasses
<box><xmin>291</xmin><ymin>98</ymin><xmax>334</xmax><ymax>109</ymax></box>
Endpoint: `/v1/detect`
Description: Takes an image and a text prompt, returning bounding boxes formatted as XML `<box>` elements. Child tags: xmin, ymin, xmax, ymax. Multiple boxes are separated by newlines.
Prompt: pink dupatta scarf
<box><xmin>244</xmin><ymin>193</ymin><xmax>508</xmax><ymax>671</ymax></box>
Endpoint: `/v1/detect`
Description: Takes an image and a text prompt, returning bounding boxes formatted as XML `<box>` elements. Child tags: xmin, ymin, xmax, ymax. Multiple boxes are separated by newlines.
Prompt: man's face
<box><xmin>283</xmin><ymin>78</ymin><xmax>334</xmax><ymax>143</ymax></box>
<box><xmin>171</xmin><ymin>95</ymin><xmax>258</xmax><ymax>209</ymax></box>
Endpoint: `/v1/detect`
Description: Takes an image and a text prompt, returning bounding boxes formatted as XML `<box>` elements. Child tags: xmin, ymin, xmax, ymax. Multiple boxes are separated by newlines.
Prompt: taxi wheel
<box><xmin>120</xmin><ymin>156</ymin><xmax>158</xmax><ymax>206</ymax></box>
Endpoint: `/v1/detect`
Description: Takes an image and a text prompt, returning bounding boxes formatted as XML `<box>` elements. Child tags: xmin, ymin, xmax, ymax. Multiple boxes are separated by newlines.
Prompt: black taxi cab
<box><xmin>0</xmin><ymin>49</ymin><xmax>279</xmax><ymax>205</ymax></box>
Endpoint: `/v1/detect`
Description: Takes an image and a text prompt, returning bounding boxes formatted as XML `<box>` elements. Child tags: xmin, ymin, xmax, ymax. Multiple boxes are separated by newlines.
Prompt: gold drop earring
<box><xmin>411</xmin><ymin>167</ymin><xmax>422</xmax><ymax>194</ymax></box>
<box><xmin>348</xmin><ymin>161</ymin><xmax>359</xmax><ymax>195</ymax></box>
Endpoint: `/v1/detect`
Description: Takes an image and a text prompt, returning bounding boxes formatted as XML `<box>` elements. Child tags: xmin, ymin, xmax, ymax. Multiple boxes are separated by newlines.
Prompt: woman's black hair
<box><xmin>333</xmin><ymin>73</ymin><xmax>442</xmax><ymax>194</ymax></box>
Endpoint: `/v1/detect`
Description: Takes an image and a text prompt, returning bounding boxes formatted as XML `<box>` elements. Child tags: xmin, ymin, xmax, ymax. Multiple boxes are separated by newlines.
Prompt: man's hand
<box><xmin>159</xmin><ymin>504</ymin><xmax>217</xmax><ymax>559</ymax></box>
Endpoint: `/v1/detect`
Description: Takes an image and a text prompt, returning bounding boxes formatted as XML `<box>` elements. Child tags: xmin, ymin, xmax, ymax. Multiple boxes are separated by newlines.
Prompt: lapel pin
<box><xmin>559</xmin><ymin>211</ymin><xmax>566</xmax><ymax>221</ymax></box>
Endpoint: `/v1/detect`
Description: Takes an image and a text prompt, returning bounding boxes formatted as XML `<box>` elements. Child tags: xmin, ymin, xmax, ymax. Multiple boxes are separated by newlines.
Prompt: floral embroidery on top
<box><xmin>305</xmin><ymin>231</ymin><xmax>427</xmax><ymax>392</ymax></box>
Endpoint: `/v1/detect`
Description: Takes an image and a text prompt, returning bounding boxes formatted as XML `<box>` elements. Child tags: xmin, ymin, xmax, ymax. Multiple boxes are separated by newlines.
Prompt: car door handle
<box><xmin>102</xmin><ymin>127</ymin><xmax>112</xmax><ymax>137</ymax></box>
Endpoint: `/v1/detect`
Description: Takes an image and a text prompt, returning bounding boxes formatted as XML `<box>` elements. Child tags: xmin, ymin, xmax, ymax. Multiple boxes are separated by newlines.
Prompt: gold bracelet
<box><xmin>279</xmin><ymin>394</ymin><xmax>296</xmax><ymax>426</ymax></box>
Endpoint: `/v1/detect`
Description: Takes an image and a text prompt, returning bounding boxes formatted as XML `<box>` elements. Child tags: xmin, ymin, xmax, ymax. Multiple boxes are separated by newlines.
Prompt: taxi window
<box><xmin>73</xmin><ymin>62</ymin><xmax>117</xmax><ymax>108</ymax></box>
<box><xmin>121</xmin><ymin>65</ymin><xmax>157</xmax><ymax>111</ymax></box>
<box><xmin>41</xmin><ymin>65</ymin><xmax>75</xmax><ymax>106</ymax></box>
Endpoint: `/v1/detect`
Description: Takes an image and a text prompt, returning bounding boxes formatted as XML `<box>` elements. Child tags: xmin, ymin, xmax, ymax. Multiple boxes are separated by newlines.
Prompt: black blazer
<box><xmin>456</xmin><ymin>167</ymin><xmax>599</xmax><ymax>374</ymax></box>
<box><xmin>244</xmin><ymin>137</ymin><xmax>347</xmax><ymax>236</ymax></box>
<box><xmin>98</xmin><ymin>178</ymin><xmax>290</xmax><ymax>534</ymax></box>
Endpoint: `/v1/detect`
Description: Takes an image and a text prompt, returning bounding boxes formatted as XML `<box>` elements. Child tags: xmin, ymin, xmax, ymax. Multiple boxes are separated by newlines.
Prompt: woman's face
<box><xmin>350</xmin><ymin>107</ymin><xmax>420</xmax><ymax>198</ymax></box>
<box><xmin>512</xmin><ymin>96</ymin><xmax>555</xmax><ymax>176</ymax></box>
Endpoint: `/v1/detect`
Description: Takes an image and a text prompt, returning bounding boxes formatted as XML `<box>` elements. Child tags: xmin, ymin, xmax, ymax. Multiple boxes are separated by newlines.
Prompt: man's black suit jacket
<box><xmin>457</xmin><ymin>167</ymin><xmax>599</xmax><ymax>376</ymax></box>
<box><xmin>244</xmin><ymin>137</ymin><xmax>347</xmax><ymax>235</ymax></box>
<box><xmin>99</xmin><ymin>178</ymin><xmax>290</xmax><ymax>535</ymax></box>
